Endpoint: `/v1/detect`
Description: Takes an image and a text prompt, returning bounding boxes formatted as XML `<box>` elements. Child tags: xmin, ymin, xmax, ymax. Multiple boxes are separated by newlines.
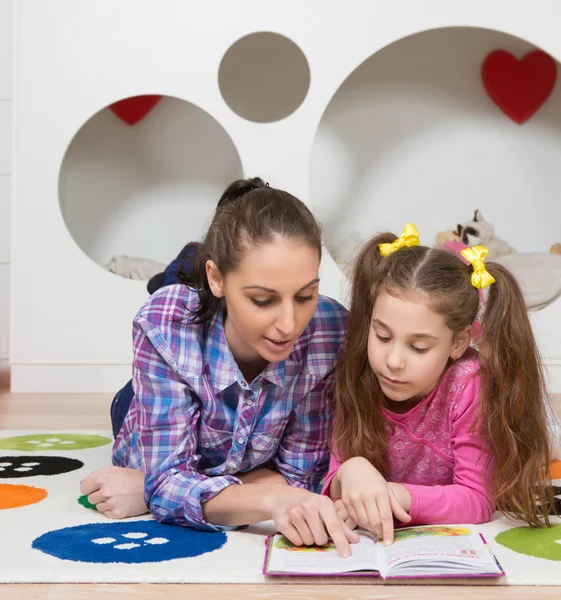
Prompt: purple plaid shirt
<box><xmin>112</xmin><ymin>284</ymin><xmax>348</xmax><ymax>531</ymax></box>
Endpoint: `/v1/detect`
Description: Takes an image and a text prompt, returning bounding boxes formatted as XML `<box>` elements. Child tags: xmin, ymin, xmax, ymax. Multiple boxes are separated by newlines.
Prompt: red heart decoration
<box><xmin>109</xmin><ymin>95</ymin><xmax>162</xmax><ymax>126</ymax></box>
<box><xmin>481</xmin><ymin>50</ymin><xmax>557</xmax><ymax>124</ymax></box>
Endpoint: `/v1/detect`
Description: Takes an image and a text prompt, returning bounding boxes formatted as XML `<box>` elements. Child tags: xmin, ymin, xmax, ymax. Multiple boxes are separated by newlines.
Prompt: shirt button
<box><xmin>228</xmin><ymin>461</ymin><xmax>236</xmax><ymax>471</ymax></box>
<box><xmin>237</xmin><ymin>437</ymin><xmax>245</xmax><ymax>445</ymax></box>
<box><xmin>240</xmin><ymin>380</ymin><xmax>247</xmax><ymax>387</ymax></box>
<box><xmin>203</xmin><ymin>442</ymin><xmax>210</xmax><ymax>448</ymax></box>
<box><xmin>245</xmin><ymin>399</ymin><xmax>254</xmax><ymax>407</ymax></box>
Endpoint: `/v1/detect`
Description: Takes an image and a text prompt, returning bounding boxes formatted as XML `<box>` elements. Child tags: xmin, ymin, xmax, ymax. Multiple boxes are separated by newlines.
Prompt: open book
<box><xmin>264</xmin><ymin>524</ymin><xmax>504</xmax><ymax>580</ymax></box>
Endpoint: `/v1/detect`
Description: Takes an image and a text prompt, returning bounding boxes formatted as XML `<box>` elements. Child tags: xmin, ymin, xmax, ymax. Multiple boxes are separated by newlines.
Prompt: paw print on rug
<box><xmin>0</xmin><ymin>460</ymin><xmax>41</xmax><ymax>473</ymax></box>
<box><xmin>91</xmin><ymin>530</ymin><xmax>169</xmax><ymax>550</ymax></box>
<box><xmin>0</xmin><ymin>456</ymin><xmax>83</xmax><ymax>478</ymax></box>
<box><xmin>32</xmin><ymin>521</ymin><xmax>227</xmax><ymax>563</ymax></box>
<box><xmin>0</xmin><ymin>433</ymin><xmax>111</xmax><ymax>452</ymax></box>
<box><xmin>20</xmin><ymin>437</ymin><xmax>74</xmax><ymax>449</ymax></box>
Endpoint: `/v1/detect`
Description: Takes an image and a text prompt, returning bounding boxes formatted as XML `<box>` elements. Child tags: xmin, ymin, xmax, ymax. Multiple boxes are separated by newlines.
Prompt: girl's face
<box><xmin>368</xmin><ymin>290</ymin><xmax>471</xmax><ymax>411</ymax></box>
<box><xmin>207</xmin><ymin>236</ymin><xmax>320</xmax><ymax>372</ymax></box>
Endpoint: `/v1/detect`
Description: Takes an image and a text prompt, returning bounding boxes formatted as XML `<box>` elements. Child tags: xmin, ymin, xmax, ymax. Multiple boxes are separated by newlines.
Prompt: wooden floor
<box><xmin>1</xmin><ymin>381</ymin><xmax>559</xmax><ymax>599</ymax></box>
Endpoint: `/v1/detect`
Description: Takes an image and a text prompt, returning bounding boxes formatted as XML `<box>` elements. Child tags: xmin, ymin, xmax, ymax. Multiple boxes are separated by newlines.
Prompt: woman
<box><xmin>80</xmin><ymin>177</ymin><xmax>358</xmax><ymax>557</ymax></box>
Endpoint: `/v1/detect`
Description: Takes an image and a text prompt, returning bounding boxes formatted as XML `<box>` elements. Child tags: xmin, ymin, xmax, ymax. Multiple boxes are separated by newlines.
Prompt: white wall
<box><xmin>0</xmin><ymin>0</ymin><xmax>13</xmax><ymax>367</ymax></box>
<box><xmin>8</xmin><ymin>0</ymin><xmax>561</xmax><ymax>392</ymax></box>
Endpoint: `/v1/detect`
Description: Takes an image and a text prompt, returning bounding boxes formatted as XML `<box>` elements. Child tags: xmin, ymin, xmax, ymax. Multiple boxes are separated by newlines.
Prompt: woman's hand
<box><xmin>336</xmin><ymin>457</ymin><xmax>411</xmax><ymax>544</ymax></box>
<box><xmin>263</xmin><ymin>485</ymin><xmax>360</xmax><ymax>557</ymax></box>
<box><xmin>80</xmin><ymin>466</ymin><xmax>148</xmax><ymax>519</ymax></box>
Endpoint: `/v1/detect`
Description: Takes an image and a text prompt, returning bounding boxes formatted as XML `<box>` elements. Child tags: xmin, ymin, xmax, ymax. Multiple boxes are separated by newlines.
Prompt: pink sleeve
<box><xmin>321</xmin><ymin>445</ymin><xmax>342</xmax><ymax>498</ymax></box>
<box><xmin>401</xmin><ymin>376</ymin><xmax>495</xmax><ymax>525</ymax></box>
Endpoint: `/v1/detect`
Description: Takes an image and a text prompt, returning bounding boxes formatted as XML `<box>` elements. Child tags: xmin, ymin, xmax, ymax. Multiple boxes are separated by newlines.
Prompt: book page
<box><xmin>380</xmin><ymin>525</ymin><xmax>500</xmax><ymax>575</ymax></box>
<box><xmin>265</xmin><ymin>532</ymin><xmax>380</xmax><ymax>575</ymax></box>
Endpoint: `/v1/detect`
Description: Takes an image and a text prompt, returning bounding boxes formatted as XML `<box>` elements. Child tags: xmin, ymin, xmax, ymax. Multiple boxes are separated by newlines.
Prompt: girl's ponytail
<box><xmin>480</xmin><ymin>262</ymin><xmax>555</xmax><ymax>525</ymax></box>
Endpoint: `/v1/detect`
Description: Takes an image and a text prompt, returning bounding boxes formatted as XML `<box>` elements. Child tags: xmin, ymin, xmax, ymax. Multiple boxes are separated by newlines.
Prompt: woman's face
<box><xmin>207</xmin><ymin>236</ymin><xmax>320</xmax><ymax>368</ymax></box>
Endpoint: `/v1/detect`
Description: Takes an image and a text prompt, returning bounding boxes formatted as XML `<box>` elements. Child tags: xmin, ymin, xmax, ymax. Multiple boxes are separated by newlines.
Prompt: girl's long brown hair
<box><xmin>333</xmin><ymin>233</ymin><xmax>555</xmax><ymax>526</ymax></box>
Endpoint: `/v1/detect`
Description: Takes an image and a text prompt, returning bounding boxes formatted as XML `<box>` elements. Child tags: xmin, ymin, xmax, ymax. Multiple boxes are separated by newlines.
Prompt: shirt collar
<box><xmin>203</xmin><ymin>310</ymin><xmax>239</xmax><ymax>394</ymax></box>
<box><xmin>203</xmin><ymin>310</ymin><xmax>294</xmax><ymax>393</ymax></box>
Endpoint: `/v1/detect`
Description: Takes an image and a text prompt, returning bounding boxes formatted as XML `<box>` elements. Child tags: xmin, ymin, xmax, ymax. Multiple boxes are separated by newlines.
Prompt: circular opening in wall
<box><xmin>310</xmin><ymin>27</ymin><xmax>561</xmax><ymax>269</ymax></box>
<box><xmin>59</xmin><ymin>95</ymin><xmax>243</xmax><ymax>281</ymax></box>
<box><xmin>219</xmin><ymin>32</ymin><xmax>310</xmax><ymax>123</ymax></box>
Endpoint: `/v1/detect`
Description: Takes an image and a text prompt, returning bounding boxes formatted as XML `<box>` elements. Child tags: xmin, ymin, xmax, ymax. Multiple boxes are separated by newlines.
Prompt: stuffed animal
<box><xmin>435</xmin><ymin>229</ymin><xmax>460</xmax><ymax>248</ymax></box>
<box><xmin>456</xmin><ymin>210</ymin><xmax>515</xmax><ymax>260</ymax></box>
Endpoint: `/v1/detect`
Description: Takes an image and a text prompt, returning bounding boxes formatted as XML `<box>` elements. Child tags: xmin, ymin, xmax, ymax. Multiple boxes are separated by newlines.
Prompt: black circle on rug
<box><xmin>0</xmin><ymin>456</ymin><xmax>84</xmax><ymax>478</ymax></box>
<box><xmin>32</xmin><ymin>521</ymin><xmax>227</xmax><ymax>563</ymax></box>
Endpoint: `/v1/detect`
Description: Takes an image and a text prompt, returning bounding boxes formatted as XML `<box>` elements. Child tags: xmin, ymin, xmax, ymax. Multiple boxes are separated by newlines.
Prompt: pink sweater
<box><xmin>322</xmin><ymin>349</ymin><xmax>495</xmax><ymax>525</ymax></box>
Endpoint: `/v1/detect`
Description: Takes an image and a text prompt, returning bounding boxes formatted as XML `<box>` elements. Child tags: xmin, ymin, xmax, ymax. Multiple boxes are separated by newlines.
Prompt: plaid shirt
<box><xmin>112</xmin><ymin>284</ymin><xmax>348</xmax><ymax>531</ymax></box>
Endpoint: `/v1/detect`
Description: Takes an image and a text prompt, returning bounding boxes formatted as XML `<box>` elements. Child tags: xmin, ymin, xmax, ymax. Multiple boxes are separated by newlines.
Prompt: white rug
<box><xmin>0</xmin><ymin>429</ymin><xmax>559</xmax><ymax>585</ymax></box>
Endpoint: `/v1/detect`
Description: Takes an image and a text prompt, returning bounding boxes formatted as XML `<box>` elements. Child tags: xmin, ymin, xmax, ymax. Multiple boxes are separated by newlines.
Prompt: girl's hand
<box><xmin>334</xmin><ymin>498</ymin><xmax>358</xmax><ymax>530</ymax></box>
<box><xmin>263</xmin><ymin>485</ymin><xmax>360</xmax><ymax>558</ymax></box>
<box><xmin>337</xmin><ymin>457</ymin><xmax>411</xmax><ymax>544</ymax></box>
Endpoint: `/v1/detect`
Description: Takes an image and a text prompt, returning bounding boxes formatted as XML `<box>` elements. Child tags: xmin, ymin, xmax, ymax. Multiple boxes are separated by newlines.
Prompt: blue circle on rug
<box><xmin>32</xmin><ymin>521</ymin><xmax>227</xmax><ymax>563</ymax></box>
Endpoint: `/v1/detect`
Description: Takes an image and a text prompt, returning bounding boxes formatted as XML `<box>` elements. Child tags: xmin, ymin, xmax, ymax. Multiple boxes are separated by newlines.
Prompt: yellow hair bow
<box><xmin>378</xmin><ymin>223</ymin><xmax>420</xmax><ymax>257</ymax></box>
<box><xmin>460</xmin><ymin>245</ymin><xmax>496</xmax><ymax>289</ymax></box>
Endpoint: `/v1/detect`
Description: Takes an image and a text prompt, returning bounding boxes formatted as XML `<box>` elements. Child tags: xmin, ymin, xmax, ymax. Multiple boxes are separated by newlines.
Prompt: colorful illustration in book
<box><xmin>273</xmin><ymin>536</ymin><xmax>336</xmax><ymax>553</ymax></box>
<box><xmin>394</xmin><ymin>526</ymin><xmax>471</xmax><ymax>541</ymax></box>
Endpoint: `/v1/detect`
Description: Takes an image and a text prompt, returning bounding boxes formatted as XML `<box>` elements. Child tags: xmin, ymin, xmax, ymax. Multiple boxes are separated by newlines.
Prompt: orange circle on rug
<box><xmin>549</xmin><ymin>459</ymin><xmax>561</xmax><ymax>480</ymax></box>
<box><xmin>0</xmin><ymin>483</ymin><xmax>48</xmax><ymax>509</ymax></box>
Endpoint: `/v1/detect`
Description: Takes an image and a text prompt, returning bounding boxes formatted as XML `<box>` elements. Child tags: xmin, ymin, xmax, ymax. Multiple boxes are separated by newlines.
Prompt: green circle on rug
<box><xmin>78</xmin><ymin>494</ymin><xmax>98</xmax><ymax>511</ymax></box>
<box><xmin>0</xmin><ymin>434</ymin><xmax>112</xmax><ymax>451</ymax></box>
<box><xmin>496</xmin><ymin>523</ymin><xmax>561</xmax><ymax>561</ymax></box>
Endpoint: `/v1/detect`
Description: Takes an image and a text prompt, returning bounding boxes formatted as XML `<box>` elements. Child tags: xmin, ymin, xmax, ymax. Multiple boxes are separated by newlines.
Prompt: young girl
<box><xmin>324</xmin><ymin>224</ymin><xmax>556</xmax><ymax>546</ymax></box>
<box><xmin>81</xmin><ymin>177</ymin><xmax>358</xmax><ymax>557</ymax></box>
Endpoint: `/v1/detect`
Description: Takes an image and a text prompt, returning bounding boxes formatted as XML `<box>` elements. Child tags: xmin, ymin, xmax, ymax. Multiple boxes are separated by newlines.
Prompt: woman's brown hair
<box><xmin>178</xmin><ymin>177</ymin><xmax>322</xmax><ymax>323</ymax></box>
<box><xmin>333</xmin><ymin>233</ymin><xmax>555</xmax><ymax>526</ymax></box>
